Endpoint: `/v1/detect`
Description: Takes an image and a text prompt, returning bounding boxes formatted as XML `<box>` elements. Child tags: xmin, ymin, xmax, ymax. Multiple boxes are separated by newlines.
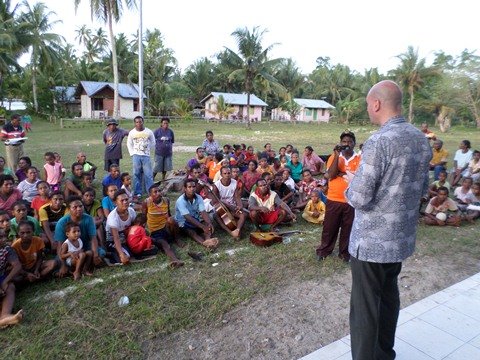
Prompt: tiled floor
<box><xmin>300</xmin><ymin>272</ymin><xmax>480</xmax><ymax>360</ymax></box>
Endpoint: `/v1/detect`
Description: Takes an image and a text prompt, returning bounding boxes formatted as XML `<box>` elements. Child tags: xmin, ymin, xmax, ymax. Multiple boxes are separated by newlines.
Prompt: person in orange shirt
<box><xmin>207</xmin><ymin>152</ymin><xmax>227</xmax><ymax>182</ymax></box>
<box><xmin>316</xmin><ymin>130</ymin><xmax>361</xmax><ymax>262</ymax></box>
<box><xmin>11</xmin><ymin>221</ymin><xmax>56</xmax><ymax>282</ymax></box>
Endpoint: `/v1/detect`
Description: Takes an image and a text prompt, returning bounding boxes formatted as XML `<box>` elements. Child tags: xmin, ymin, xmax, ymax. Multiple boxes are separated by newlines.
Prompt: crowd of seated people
<box><xmin>1</xmin><ymin>126</ymin><xmax>478</xmax><ymax>329</ymax></box>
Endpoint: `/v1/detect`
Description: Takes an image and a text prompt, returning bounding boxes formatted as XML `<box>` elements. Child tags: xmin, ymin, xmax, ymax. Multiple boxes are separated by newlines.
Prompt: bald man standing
<box><xmin>346</xmin><ymin>81</ymin><xmax>432</xmax><ymax>360</ymax></box>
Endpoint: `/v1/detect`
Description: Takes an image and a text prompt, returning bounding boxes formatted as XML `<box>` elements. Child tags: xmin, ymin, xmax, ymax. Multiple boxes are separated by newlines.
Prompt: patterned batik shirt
<box><xmin>346</xmin><ymin>116</ymin><xmax>432</xmax><ymax>263</ymax></box>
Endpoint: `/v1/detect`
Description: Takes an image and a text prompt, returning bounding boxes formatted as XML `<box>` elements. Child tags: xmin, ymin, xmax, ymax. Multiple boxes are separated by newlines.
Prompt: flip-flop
<box><xmin>188</xmin><ymin>251</ymin><xmax>204</xmax><ymax>261</ymax></box>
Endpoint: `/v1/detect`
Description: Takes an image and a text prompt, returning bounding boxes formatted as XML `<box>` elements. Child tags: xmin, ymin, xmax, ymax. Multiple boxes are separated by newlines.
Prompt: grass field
<box><xmin>1</xmin><ymin>117</ymin><xmax>479</xmax><ymax>359</ymax></box>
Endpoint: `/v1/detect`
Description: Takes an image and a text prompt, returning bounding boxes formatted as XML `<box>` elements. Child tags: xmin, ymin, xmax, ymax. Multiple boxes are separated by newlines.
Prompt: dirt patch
<box><xmin>144</xmin><ymin>252</ymin><xmax>480</xmax><ymax>360</ymax></box>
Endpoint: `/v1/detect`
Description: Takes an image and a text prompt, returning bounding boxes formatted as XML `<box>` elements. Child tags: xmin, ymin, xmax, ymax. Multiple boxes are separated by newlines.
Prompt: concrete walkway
<box><xmin>300</xmin><ymin>272</ymin><xmax>480</xmax><ymax>360</ymax></box>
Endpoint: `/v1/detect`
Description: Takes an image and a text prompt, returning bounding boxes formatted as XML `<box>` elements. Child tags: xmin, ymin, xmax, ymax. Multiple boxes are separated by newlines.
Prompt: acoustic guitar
<box><xmin>198</xmin><ymin>179</ymin><xmax>238</xmax><ymax>231</ymax></box>
<box><xmin>250</xmin><ymin>230</ymin><xmax>303</xmax><ymax>247</ymax></box>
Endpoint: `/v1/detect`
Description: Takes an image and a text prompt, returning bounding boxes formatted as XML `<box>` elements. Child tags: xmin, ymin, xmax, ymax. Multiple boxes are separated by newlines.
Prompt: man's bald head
<box><xmin>366</xmin><ymin>80</ymin><xmax>403</xmax><ymax>125</ymax></box>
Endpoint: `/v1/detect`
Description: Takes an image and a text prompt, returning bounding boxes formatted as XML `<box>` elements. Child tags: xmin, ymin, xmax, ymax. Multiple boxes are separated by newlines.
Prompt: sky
<box><xmin>18</xmin><ymin>0</ymin><xmax>479</xmax><ymax>75</ymax></box>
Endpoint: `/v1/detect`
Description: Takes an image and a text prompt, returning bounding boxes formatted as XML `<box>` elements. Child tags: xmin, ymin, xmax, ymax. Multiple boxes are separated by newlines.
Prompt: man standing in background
<box><xmin>2</xmin><ymin>114</ymin><xmax>26</xmax><ymax>171</ymax></box>
<box><xmin>127</xmin><ymin>116</ymin><xmax>155</xmax><ymax>196</ymax></box>
<box><xmin>102</xmin><ymin>118</ymin><xmax>129</xmax><ymax>171</ymax></box>
<box><xmin>153</xmin><ymin>117</ymin><xmax>174</xmax><ymax>182</ymax></box>
<box><xmin>346</xmin><ymin>80</ymin><xmax>432</xmax><ymax>360</ymax></box>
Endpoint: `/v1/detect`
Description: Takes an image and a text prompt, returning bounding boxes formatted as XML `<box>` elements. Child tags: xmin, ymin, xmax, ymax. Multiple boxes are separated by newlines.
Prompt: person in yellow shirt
<box><xmin>430</xmin><ymin>139</ymin><xmax>449</xmax><ymax>180</ymax></box>
<box><xmin>302</xmin><ymin>190</ymin><xmax>326</xmax><ymax>224</ymax></box>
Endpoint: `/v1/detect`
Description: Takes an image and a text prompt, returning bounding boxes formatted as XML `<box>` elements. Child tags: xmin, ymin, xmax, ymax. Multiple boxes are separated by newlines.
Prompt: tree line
<box><xmin>1</xmin><ymin>0</ymin><xmax>480</xmax><ymax>128</ymax></box>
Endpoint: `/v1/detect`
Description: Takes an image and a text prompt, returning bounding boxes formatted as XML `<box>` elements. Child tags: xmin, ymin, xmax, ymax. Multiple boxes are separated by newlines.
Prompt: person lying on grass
<box><xmin>142</xmin><ymin>185</ymin><xmax>184</xmax><ymax>268</ymax></box>
<box><xmin>423</xmin><ymin>186</ymin><xmax>461</xmax><ymax>226</ymax></box>
<box><xmin>11</xmin><ymin>220</ymin><xmax>56</xmax><ymax>283</ymax></box>
<box><xmin>0</xmin><ymin>228</ymin><xmax>24</xmax><ymax>329</ymax></box>
<box><xmin>174</xmin><ymin>179</ymin><xmax>218</xmax><ymax>250</ymax></box>
<box><xmin>60</xmin><ymin>221</ymin><xmax>93</xmax><ymax>281</ymax></box>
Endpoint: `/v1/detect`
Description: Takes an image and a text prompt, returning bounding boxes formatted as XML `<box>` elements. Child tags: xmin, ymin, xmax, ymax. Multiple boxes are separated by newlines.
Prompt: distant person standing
<box><xmin>102</xmin><ymin>118</ymin><xmax>129</xmax><ymax>172</ymax></box>
<box><xmin>153</xmin><ymin>117</ymin><xmax>174</xmax><ymax>182</ymax></box>
<box><xmin>346</xmin><ymin>80</ymin><xmax>431</xmax><ymax>360</ymax></box>
<box><xmin>127</xmin><ymin>116</ymin><xmax>155</xmax><ymax>196</ymax></box>
<box><xmin>1</xmin><ymin>114</ymin><xmax>26</xmax><ymax>171</ymax></box>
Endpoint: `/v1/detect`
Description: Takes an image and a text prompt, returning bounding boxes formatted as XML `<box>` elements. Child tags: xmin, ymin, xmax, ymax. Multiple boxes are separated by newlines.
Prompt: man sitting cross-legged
<box><xmin>174</xmin><ymin>179</ymin><xmax>218</xmax><ymax>250</ymax></box>
<box><xmin>248</xmin><ymin>178</ymin><xmax>296</xmax><ymax>232</ymax></box>
<box><xmin>211</xmin><ymin>166</ymin><xmax>247</xmax><ymax>240</ymax></box>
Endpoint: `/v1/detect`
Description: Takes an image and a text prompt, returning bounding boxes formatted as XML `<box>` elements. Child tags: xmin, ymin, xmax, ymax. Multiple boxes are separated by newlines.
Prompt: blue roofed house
<box><xmin>200</xmin><ymin>92</ymin><xmax>268</xmax><ymax>121</ymax></box>
<box><xmin>271</xmin><ymin>98</ymin><xmax>335</xmax><ymax>123</ymax></box>
<box><xmin>75</xmin><ymin>81</ymin><xmax>145</xmax><ymax>119</ymax></box>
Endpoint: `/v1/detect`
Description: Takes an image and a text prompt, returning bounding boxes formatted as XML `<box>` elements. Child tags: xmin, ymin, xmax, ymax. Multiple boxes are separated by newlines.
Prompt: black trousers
<box><xmin>350</xmin><ymin>256</ymin><xmax>402</xmax><ymax>360</ymax></box>
<box><xmin>316</xmin><ymin>200</ymin><xmax>354</xmax><ymax>260</ymax></box>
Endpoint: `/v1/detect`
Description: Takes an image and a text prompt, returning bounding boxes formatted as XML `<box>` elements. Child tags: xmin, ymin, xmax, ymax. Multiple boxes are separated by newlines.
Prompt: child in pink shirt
<box><xmin>43</xmin><ymin>152</ymin><xmax>63</xmax><ymax>192</ymax></box>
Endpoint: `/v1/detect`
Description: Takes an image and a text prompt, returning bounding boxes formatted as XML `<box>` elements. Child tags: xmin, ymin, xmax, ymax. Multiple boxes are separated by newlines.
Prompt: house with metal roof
<box><xmin>200</xmin><ymin>92</ymin><xmax>268</xmax><ymax>121</ymax></box>
<box><xmin>271</xmin><ymin>98</ymin><xmax>335</xmax><ymax>123</ymax></box>
<box><xmin>75</xmin><ymin>81</ymin><xmax>145</xmax><ymax>119</ymax></box>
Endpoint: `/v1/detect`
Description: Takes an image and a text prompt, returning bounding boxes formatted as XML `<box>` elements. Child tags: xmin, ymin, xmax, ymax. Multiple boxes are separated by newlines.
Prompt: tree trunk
<box><xmin>437</xmin><ymin>106</ymin><xmax>451</xmax><ymax>133</ymax></box>
<box><xmin>32</xmin><ymin>64</ymin><xmax>38</xmax><ymax>113</ymax></box>
<box><xmin>408</xmin><ymin>87</ymin><xmax>414</xmax><ymax>123</ymax></box>
<box><xmin>246</xmin><ymin>91</ymin><xmax>251</xmax><ymax>130</ymax></box>
<box><xmin>108</xmin><ymin>10</ymin><xmax>119</xmax><ymax>118</ymax></box>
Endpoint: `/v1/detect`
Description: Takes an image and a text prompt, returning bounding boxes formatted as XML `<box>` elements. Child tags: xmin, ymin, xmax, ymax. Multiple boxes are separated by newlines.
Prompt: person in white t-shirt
<box><xmin>126</xmin><ymin>116</ymin><xmax>155</xmax><ymax>197</ymax></box>
<box><xmin>451</xmin><ymin>140</ymin><xmax>473</xmax><ymax>186</ymax></box>
<box><xmin>105</xmin><ymin>190</ymin><xmax>136</xmax><ymax>264</ymax></box>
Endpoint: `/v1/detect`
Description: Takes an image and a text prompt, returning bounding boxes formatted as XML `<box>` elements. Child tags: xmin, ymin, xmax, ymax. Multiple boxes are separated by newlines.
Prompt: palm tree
<box><xmin>275</xmin><ymin>58</ymin><xmax>305</xmax><ymax>96</ymax></box>
<box><xmin>183</xmin><ymin>57</ymin><xmax>216</xmax><ymax>104</ymax></box>
<box><xmin>224</xmin><ymin>26</ymin><xmax>282</xmax><ymax>129</ymax></box>
<box><xmin>19</xmin><ymin>1</ymin><xmax>64</xmax><ymax>112</ymax></box>
<box><xmin>209</xmin><ymin>95</ymin><xmax>235</xmax><ymax>123</ymax></box>
<box><xmin>74</xmin><ymin>0</ymin><xmax>137</xmax><ymax>117</ymax></box>
<box><xmin>279</xmin><ymin>97</ymin><xmax>301</xmax><ymax>124</ymax></box>
<box><xmin>390</xmin><ymin>46</ymin><xmax>438</xmax><ymax>123</ymax></box>
<box><xmin>0</xmin><ymin>0</ymin><xmax>27</xmax><ymax>101</ymax></box>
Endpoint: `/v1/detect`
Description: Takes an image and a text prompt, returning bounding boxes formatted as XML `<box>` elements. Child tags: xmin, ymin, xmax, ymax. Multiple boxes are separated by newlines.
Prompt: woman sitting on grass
<box><xmin>0</xmin><ymin>228</ymin><xmax>24</xmax><ymax>328</ymax></box>
<box><xmin>423</xmin><ymin>186</ymin><xmax>461</xmax><ymax>226</ymax></box>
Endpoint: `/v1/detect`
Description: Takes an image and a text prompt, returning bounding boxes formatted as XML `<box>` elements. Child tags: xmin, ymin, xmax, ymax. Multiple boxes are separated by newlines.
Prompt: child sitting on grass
<box><xmin>465</xmin><ymin>182</ymin><xmax>480</xmax><ymax>222</ymax></box>
<box><xmin>302</xmin><ymin>190</ymin><xmax>326</xmax><ymax>224</ymax></box>
<box><xmin>60</xmin><ymin>221</ymin><xmax>93</xmax><ymax>281</ymax></box>
<box><xmin>0</xmin><ymin>211</ymin><xmax>15</xmax><ymax>244</ymax></box>
<box><xmin>101</xmin><ymin>184</ymin><xmax>118</xmax><ymax>218</ymax></box>
<box><xmin>126</xmin><ymin>213</ymin><xmax>158</xmax><ymax>259</ymax></box>
<box><xmin>423</xmin><ymin>186</ymin><xmax>461</xmax><ymax>226</ymax></box>
<box><xmin>454</xmin><ymin>177</ymin><xmax>474</xmax><ymax>211</ymax></box>
<box><xmin>0</xmin><ymin>228</ymin><xmax>24</xmax><ymax>328</ymax></box>
<box><xmin>11</xmin><ymin>220</ymin><xmax>56</xmax><ymax>283</ymax></box>
<box><xmin>9</xmin><ymin>201</ymin><xmax>43</xmax><ymax>240</ymax></box>
<box><xmin>31</xmin><ymin>181</ymin><xmax>50</xmax><ymax>220</ymax></box>
<box><xmin>142</xmin><ymin>185</ymin><xmax>184</xmax><ymax>268</ymax></box>
<box><xmin>428</xmin><ymin>170</ymin><xmax>451</xmax><ymax>198</ymax></box>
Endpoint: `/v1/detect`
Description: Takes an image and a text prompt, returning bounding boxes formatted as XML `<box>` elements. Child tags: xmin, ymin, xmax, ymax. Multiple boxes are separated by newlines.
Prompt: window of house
<box><xmin>305</xmin><ymin>109</ymin><xmax>312</xmax><ymax>116</ymax></box>
<box><xmin>322</xmin><ymin>109</ymin><xmax>325</xmax><ymax>116</ymax></box>
<box><xmin>249</xmin><ymin>106</ymin><xmax>254</xmax><ymax>115</ymax></box>
<box><xmin>93</xmin><ymin>98</ymin><xmax>103</xmax><ymax>111</ymax></box>
<box><xmin>133</xmin><ymin>99</ymin><xmax>139</xmax><ymax>112</ymax></box>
